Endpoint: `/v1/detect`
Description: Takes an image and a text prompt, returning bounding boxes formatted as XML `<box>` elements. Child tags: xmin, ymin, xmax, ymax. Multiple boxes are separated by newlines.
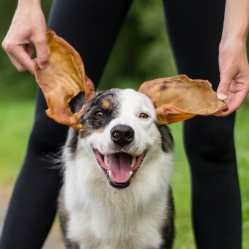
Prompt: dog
<box><xmin>58</xmin><ymin>88</ymin><xmax>175</xmax><ymax>249</ymax></box>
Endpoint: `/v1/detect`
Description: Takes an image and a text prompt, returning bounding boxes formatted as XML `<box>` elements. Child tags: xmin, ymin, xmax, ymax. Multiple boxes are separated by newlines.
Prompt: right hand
<box><xmin>2</xmin><ymin>1</ymin><xmax>48</xmax><ymax>74</ymax></box>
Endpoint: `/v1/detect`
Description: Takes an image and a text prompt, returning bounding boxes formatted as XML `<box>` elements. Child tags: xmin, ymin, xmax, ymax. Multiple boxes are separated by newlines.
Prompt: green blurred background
<box><xmin>0</xmin><ymin>0</ymin><xmax>249</xmax><ymax>248</ymax></box>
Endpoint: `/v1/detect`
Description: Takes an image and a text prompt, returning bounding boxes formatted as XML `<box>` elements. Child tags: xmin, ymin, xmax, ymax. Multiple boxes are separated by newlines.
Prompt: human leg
<box><xmin>0</xmin><ymin>90</ymin><xmax>68</xmax><ymax>248</ymax></box>
<box><xmin>163</xmin><ymin>0</ymin><xmax>242</xmax><ymax>248</ymax></box>
<box><xmin>0</xmin><ymin>0</ymin><xmax>133</xmax><ymax>248</ymax></box>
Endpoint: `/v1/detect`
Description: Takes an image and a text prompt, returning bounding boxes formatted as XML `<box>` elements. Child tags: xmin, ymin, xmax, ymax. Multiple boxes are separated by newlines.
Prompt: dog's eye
<box><xmin>95</xmin><ymin>111</ymin><xmax>104</xmax><ymax>119</ymax></box>
<box><xmin>139</xmin><ymin>113</ymin><xmax>150</xmax><ymax>119</ymax></box>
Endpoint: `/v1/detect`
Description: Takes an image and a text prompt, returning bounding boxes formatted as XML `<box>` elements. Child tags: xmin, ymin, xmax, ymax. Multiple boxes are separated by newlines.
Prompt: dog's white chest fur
<box><xmin>60</xmin><ymin>89</ymin><xmax>174</xmax><ymax>249</ymax></box>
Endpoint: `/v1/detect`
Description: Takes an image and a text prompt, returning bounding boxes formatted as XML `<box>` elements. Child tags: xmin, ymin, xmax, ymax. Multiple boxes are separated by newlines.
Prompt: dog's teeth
<box><xmin>104</xmin><ymin>156</ymin><xmax>109</xmax><ymax>166</ymax></box>
<box><xmin>130</xmin><ymin>156</ymin><xmax>136</xmax><ymax>168</ymax></box>
<box><xmin>108</xmin><ymin>170</ymin><xmax>112</xmax><ymax>178</ymax></box>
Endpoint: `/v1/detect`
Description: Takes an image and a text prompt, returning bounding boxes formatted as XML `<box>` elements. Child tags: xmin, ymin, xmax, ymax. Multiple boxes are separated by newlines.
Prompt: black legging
<box><xmin>0</xmin><ymin>0</ymin><xmax>242</xmax><ymax>248</ymax></box>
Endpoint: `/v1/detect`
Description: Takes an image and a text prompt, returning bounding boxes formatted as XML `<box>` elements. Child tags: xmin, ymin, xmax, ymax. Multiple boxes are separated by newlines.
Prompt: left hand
<box><xmin>216</xmin><ymin>38</ymin><xmax>249</xmax><ymax>116</ymax></box>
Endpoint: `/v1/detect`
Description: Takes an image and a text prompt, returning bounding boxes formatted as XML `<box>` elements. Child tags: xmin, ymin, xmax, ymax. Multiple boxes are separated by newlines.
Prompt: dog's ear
<box><xmin>34</xmin><ymin>29</ymin><xmax>95</xmax><ymax>130</ymax></box>
<box><xmin>138</xmin><ymin>75</ymin><xmax>228</xmax><ymax>124</ymax></box>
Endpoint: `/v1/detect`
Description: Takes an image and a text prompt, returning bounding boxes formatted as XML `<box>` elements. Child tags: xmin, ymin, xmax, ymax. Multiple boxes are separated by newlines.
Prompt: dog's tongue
<box><xmin>108</xmin><ymin>153</ymin><xmax>131</xmax><ymax>183</ymax></box>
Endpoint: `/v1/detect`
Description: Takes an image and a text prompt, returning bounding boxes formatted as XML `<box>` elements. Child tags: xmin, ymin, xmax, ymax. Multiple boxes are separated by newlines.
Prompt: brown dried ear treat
<box><xmin>34</xmin><ymin>29</ymin><xmax>95</xmax><ymax>130</ymax></box>
<box><xmin>139</xmin><ymin>75</ymin><xmax>227</xmax><ymax>124</ymax></box>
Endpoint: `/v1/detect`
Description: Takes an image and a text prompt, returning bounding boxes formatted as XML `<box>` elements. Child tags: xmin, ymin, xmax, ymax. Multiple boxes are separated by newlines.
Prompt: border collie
<box><xmin>59</xmin><ymin>88</ymin><xmax>174</xmax><ymax>249</ymax></box>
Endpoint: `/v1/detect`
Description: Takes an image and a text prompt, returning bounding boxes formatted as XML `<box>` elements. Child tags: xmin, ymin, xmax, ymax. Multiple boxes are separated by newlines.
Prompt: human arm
<box><xmin>216</xmin><ymin>0</ymin><xmax>249</xmax><ymax>116</ymax></box>
<box><xmin>2</xmin><ymin>0</ymin><xmax>48</xmax><ymax>74</ymax></box>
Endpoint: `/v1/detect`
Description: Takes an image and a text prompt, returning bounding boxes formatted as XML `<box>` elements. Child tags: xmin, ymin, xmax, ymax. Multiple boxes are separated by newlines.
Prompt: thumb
<box><xmin>217</xmin><ymin>68</ymin><xmax>236</xmax><ymax>100</ymax></box>
<box><xmin>217</xmin><ymin>79</ymin><xmax>229</xmax><ymax>100</ymax></box>
<box><xmin>34</xmin><ymin>37</ymin><xmax>49</xmax><ymax>69</ymax></box>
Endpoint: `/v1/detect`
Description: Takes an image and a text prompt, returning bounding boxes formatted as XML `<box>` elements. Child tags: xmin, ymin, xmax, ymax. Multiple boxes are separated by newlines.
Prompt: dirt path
<box><xmin>0</xmin><ymin>185</ymin><xmax>64</xmax><ymax>249</ymax></box>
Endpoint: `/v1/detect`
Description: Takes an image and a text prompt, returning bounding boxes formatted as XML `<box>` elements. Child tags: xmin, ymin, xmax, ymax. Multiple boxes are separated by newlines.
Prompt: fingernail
<box><xmin>38</xmin><ymin>63</ymin><xmax>47</xmax><ymax>70</ymax></box>
<box><xmin>217</xmin><ymin>93</ymin><xmax>227</xmax><ymax>100</ymax></box>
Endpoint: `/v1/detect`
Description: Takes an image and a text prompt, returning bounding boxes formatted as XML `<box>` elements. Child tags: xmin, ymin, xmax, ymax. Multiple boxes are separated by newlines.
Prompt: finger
<box><xmin>2</xmin><ymin>39</ymin><xmax>35</xmax><ymax>73</ymax></box>
<box><xmin>9</xmin><ymin>47</ymin><xmax>36</xmax><ymax>73</ymax></box>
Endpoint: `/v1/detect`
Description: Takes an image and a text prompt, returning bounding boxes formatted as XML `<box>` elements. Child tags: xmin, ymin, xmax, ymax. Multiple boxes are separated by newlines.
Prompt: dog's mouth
<box><xmin>94</xmin><ymin>150</ymin><xmax>145</xmax><ymax>189</ymax></box>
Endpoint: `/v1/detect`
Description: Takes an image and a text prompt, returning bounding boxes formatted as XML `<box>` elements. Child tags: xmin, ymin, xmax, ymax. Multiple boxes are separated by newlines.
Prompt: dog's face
<box><xmin>66</xmin><ymin>89</ymin><xmax>172</xmax><ymax>189</ymax></box>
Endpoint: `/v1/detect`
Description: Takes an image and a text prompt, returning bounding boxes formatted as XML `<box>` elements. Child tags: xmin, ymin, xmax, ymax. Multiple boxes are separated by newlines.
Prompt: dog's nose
<box><xmin>111</xmin><ymin>125</ymin><xmax>134</xmax><ymax>147</ymax></box>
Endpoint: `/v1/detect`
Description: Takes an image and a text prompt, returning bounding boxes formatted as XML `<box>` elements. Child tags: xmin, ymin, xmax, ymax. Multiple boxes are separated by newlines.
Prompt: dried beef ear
<box><xmin>34</xmin><ymin>29</ymin><xmax>95</xmax><ymax>130</ymax></box>
<box><xmin>138</xmin><ymin>75</ymin><xmax>228</xmax><ymax>124</ymax></box>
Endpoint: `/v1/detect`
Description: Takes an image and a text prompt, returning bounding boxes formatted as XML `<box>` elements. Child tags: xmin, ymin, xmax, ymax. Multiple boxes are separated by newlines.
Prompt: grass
<box><xmin>0</xmin><ymin>100</ymin><xmax>35</xmax><ymax>182</ymax></box>
<box><xmin>0</xmin><ymin>99</ymin><xmax>249</xmax><ymax>248</ymax></box>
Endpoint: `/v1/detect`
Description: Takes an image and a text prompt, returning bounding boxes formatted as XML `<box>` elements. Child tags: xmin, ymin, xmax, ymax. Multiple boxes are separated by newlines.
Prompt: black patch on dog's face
<box><xmin>79</xmin><ymin>89</ymin><xmax>120</xmax><ymax>138</ymax></box>
<box><xmin>66</xmin><ymin>90</ymin><xmax>120</xmax><ymax>154</ymax></box>
<box><xmin>159</xmin><ymin>125</ymin><xmax>174</xmax><ymax>153</ymax></box>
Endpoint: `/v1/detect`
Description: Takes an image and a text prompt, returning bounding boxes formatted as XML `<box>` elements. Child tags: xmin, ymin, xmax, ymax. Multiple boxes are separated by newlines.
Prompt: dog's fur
<box><xmin>59</xmin><ymin>89</ymin><xmax>175</xmax><ymax>249</ymax></box>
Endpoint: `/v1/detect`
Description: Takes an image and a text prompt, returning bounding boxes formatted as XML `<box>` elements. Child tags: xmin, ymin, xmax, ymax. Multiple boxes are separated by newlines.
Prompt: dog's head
<box><xmin>66</xmin><ymin>88</ymin><xmax>173</xmax><ymax>189</ymax></box>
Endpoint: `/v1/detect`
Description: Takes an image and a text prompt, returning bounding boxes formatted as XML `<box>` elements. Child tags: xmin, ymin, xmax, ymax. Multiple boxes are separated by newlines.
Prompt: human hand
<box><xmin>216</xmin><ymin>39</ymin><xmax>249</xmax><ymax>116</ymax></box>
<box><xmin>2</xmin><ymin>1</ymin><xmax>48</xmax><ymax>74</ymax></box>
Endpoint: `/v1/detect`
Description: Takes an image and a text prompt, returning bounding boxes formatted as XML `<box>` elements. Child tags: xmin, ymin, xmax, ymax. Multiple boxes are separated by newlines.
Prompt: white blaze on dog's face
<box><xmin>68</xmin><ymin>88</ymin><xmax>173</xmax><ymax>189</ymax></box>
